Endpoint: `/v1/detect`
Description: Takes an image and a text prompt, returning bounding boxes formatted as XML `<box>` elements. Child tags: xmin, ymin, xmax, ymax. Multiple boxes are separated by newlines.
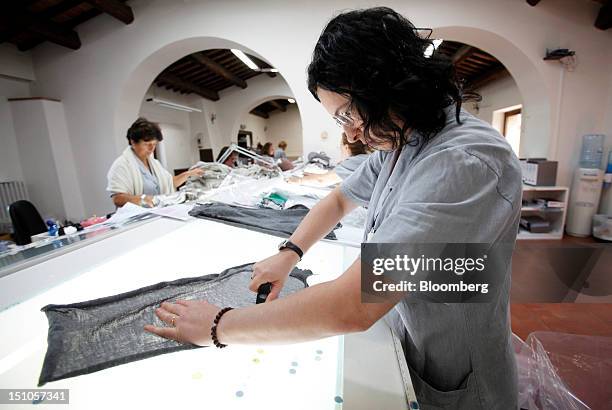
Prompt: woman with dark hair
<box><xmin>261</xmin><ymin>142</ymin><xmax>275</xmax><ymax>158</ymax></box>
<box><xmin>146</xmin><ymin>8</ymin><xmax>521</xmax><ymax>409</ymax></box>
<box><xmin>216</xmin><ymin>146</ymin><xmax>238</xmax><ymax>168</ymax></box>
<box><xmin>106</xmin><ymin>117</ymin><xmax>203</xmax><ymax>208</ymax></box>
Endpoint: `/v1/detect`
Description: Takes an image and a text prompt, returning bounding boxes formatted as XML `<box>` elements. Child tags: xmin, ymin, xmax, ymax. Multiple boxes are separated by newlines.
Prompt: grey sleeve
<box><xmin>339</xmin><ymin>150</ymin><xmax>385</xmax><ymax>207</ymax></box>
<box><xmin>371</xmin><ymin>148</ymin><xmax>517</xmax><ymax>243</ymax></box>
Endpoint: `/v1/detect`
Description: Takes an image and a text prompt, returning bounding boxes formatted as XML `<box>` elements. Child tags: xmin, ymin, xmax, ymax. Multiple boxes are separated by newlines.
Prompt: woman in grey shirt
<box><xmin>146</xmin><ymin>7</ymin><xmax>521</xmax><ymax>409</ymax></box>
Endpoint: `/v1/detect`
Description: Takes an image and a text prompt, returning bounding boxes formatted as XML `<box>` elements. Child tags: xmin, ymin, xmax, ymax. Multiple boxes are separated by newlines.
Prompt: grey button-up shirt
<box><xmin>341</xmin><ymin>107</ymin><xmax>522</xmax><ymax>409</ymax></box>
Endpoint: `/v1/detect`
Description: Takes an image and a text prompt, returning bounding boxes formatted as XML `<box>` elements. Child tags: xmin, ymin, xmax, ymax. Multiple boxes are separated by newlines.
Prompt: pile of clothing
<box><xmin>183</xmin><ymin>162</ymin><xmax>231</xmax><ymax>193</ymax></box>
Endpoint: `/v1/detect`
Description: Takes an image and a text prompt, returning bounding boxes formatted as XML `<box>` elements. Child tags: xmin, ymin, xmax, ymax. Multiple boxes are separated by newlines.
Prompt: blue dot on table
<box><xmin>291</xmin><ymin>361</ymin><xmax>298</xmax><ymax>367</ymax></box>
<box><xmin>409</xmin><ymin>400</ymin><xmax>420</xmax><ymax>409</ymax></box>
<box><xmin>235</xmin><ymin>390</ymin><xmax>244</xmax><ymax>398</ymax></box>
<box><xmin>289</xmin><ymin>368</ymin><xmax>297</xmax><ymax>374</ymax></box>
<box><xmin>334</xmin><ymin>395</ymin><xmax>343</xmax><ymax>403</ymax></box>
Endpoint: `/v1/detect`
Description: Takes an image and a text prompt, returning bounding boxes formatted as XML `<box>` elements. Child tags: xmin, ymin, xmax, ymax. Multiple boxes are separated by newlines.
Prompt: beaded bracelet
<box><xmin>211</xmin><ymin>307</ymin><xmax>233</xmax><ymax>348</ymax></box>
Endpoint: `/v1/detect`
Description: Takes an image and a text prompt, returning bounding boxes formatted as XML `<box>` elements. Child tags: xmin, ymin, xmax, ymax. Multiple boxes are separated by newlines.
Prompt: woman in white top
<box><xmin>106</xmin><ymin>117</ymin><xmax>203</xmax><ymax>208</ymax></box>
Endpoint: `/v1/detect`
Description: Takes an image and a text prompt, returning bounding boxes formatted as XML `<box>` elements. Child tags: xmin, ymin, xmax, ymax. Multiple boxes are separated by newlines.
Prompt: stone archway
<box><xmin>114</xmin><ymin>36</ymin><xmax>298</xmax><ymax>156</ymax></box>
<box><xmin>433</xmin><ymin>26</ymin><xmax>552</xmax><ymax>158</ymax></box>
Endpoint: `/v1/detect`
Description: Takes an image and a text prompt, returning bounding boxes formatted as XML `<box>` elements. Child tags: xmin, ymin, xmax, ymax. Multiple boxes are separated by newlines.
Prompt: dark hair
<box><xmin>126</xmin><ymin>117</ymin><xmax>163</xmax><ymax>144</ymax></box>
<box><xmin>262</xmin><ymin>142</ymin><xmax>274</xmax><ymax>156</ymax></box>
<box><xmin>307</xmin><ymin>7</ymin><xmax>477</xmax><ymax>148</ymax></box>
<box><xmin>216</xmin><ymin>146</ymin><xmax>230</xmax><ymax>162</ymax></box>
<box><xmin>342</xmin><ymin>132</ymin><xmax>370</xmax><ymax>156</ymax></box>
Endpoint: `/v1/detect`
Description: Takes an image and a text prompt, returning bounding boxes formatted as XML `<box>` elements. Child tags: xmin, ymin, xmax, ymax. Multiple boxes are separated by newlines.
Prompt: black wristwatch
<box><xmin>278</xmin><ymin>240</ymin><xmax>303</xmax><ymax>261</ymax></box>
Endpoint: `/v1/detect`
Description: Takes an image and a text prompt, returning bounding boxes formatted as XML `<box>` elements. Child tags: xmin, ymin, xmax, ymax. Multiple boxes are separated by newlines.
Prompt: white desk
<box><xmin>0</xmin><ymin>217</ymin><xmax>414</xmax><ymax>409</ymax></box>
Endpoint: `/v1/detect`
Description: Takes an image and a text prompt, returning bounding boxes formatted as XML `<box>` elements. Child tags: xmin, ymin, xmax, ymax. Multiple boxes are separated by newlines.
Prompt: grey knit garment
<box><xmin>39</xmin><ymin>263</ymin><xmax>311</xmax><ymax>386</ymax></box>
<box><xmin>189</xmin><ymin>203</ymin><xmax>340</xmax><ymax>240</ymax></box>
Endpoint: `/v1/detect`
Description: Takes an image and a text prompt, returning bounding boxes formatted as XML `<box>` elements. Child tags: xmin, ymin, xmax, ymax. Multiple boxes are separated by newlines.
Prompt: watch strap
<box><xmin>279</xmin><ymin>240</ymin><xmax>303</xmax><ymax>260</ymax></box>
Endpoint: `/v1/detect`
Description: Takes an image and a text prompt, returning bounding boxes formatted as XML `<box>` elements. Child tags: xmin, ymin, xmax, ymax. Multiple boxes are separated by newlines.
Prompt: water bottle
<box><xmin>579</xmin><ymin>134</ymin><xmax>605</xmax><ymax>169</ymax></box>
<box><xmin>605</xmin><ymin>150</ymin><xmax>612</xmax><ymax>189</ymax></box>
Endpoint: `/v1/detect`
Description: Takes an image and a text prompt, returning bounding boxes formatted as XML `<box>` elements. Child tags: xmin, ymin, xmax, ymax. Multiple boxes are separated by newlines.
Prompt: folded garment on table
<box><xmin>307</xmin><ymin>151</ymin><xmax>332</xmax><ymax>168</ymax></box>
<box><xmin>229</xmin><ymin>164</ymin><xmax>280</xmax><ymax>179</ymax></box>
<box><xmin>39</xmin><ymin>262</ymin><xmax>311</xmax><ymax>386</ymax></box>
<box><xmin>184</xmin><ymin>162</ymin><xmax>232</xmax><ymax>192</ymax></box>
<box><xmin>189</xmin><ymin>202</ymin><xmax>340</xmax><ymax>239</ymax></box>
<box><xmin>155</xmin><ymin>191</ymin><xmax>189</xmax><ymax>207</ymax></box>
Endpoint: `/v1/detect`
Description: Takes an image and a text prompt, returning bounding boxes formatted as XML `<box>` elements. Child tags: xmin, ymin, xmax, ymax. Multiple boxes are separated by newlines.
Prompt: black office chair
<box><xmin>9</xmin><ymin>200</ymin><xmax>47</xmax><ymax>245</ymax></box>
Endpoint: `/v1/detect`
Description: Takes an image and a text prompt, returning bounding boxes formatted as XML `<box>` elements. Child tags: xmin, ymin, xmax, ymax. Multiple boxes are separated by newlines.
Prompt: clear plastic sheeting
<box><xmin>513</xmin><ymin>331</ymin><xmax>612</xmax><ymax>410</ymax></box>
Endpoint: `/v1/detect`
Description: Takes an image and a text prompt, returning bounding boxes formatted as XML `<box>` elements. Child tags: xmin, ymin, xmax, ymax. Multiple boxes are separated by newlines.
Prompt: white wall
<box><xmin>0</xmin><ymin>44</ymin><xmax>36</xmax><ymax>82</ymax></box>
<box><xmin>139</xmin><ymin>85</ymin><xmax>196</xmax><ymax>172</ymax></box>
<box><xmin>464</xmin><ymin>75</ymin><xmax>522</xmax><ymax>125</ymax></box>
<box><xmin>464</xmin><ymin>75</ymin><xmax>524</xmax><ymax>154</ymax></box>
<box><xmin>266</xmin><ymin>104</ymin><xmax>302</xmax><ymax>157</ymax></box>
<box><xmin>26</xmin><ymin>0</ymin><xmax>612</xmax><ymax>216</ymax></box>
<box><xmin>9</xmin><ymin>100</ymin><xmax>85</xmax><ymax>222</ymax></box>
<box><xmin>242</xmin><ymin>114</ymin><xmax>269</xmax><ymax>147</ymax></box>
<box><xmin>0</xmin><ymin>78</ymin><xmax>29</xmax><ymax>183</ymax></box>
<box><xmin>0</xmin><ymin>44</ymin><xmax>34</xmax><ymax>183</ymax></box>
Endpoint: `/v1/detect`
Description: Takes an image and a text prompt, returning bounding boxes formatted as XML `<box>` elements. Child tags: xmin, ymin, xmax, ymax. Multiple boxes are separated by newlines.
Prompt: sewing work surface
<box><xmin>0</xmin><ymin>218</ymin><xmax>410</xmax><ymax>409</ymax></box>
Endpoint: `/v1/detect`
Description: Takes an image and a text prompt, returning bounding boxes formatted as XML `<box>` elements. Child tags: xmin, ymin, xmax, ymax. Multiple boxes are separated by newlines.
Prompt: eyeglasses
<box><xmin>333</xmin><ymin>111</ymin><xmax>354</xmax><ymax>128</ymax></box>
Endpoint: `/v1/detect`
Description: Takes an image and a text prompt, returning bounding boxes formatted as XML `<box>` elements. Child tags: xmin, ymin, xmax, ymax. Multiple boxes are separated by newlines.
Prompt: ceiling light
<box><xmin>287</xmin><ymin>98</ymin><xmax>295</xmax><ymax>104</ymax></box>
<box><xmin>146</xmin><ymin>97</ymin><xmax>202</xmax><ymax>113</ymax></box>
<box><xmin>231</xmin><ymin>49</ymin><xmax>259</xmax><ymax>70</ymax></box>
<box><xmin>424</xmin><ymin>39</ymin><xmax>443</xmax><ymax>58</ymax></box>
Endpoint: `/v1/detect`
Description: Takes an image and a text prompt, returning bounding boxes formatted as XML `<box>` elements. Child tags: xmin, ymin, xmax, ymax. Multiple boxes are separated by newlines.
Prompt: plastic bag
<box><xmin>513</xmin><ymin>331</ymin><xmax>612</xmax><ymax>409</ymax></box>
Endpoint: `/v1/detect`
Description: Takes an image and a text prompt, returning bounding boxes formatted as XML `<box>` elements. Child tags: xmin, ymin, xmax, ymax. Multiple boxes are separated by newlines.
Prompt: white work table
<box><xmin>0</xmin><ymin>216</ymin><xmax>415</xmax><ymax>409</ymax></box>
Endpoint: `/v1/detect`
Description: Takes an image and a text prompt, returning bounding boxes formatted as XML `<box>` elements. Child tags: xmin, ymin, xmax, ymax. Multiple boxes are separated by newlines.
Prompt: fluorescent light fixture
<box><xmin>231</xmin><ymin>49</ymin><xmax>259</xmax><ymax>70</ymax></box>
<box><xmin>424</xmin><ymin>39</ymin><xmax>443</xmax><ymax>58</ymax></box>
<box><xmin>257</xmin><ymin>68</ymin><xmax>279</xmax><ymax>73</ymax></box>
<box><xmin>146</xmin><ymin>97</ymin><xmax>202</xmax><ymax>113</ymax></box>
<box><xmin>287</xmin><ymin>98</ymin><xmax>295</xmax><ymax>104</ymax></box>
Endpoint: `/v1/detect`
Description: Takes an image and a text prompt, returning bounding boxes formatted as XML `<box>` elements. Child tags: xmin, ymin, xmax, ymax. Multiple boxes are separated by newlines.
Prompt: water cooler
<box><xmin>593</xmin><ymin>151</ymin><xmax>612</xmax><ymax>241</ymax></box>
<box><xmin>566</xmin><ymin>134</ymin><xmax>605</xmax><ymax>237</ymax></box>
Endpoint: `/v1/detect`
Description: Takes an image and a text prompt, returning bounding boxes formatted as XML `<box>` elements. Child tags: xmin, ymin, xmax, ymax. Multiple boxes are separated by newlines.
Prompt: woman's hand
<box><xmin>249</xmin><ymin>250</ymin><xmax>300</xmax><ymax>302</ymax></box>
<box><xmin>144</xmin><ymin>300</ymin><xmax>221</xmax><ymax>346</ymax></box>
<box><xmin>187</xmin><ymin>168</ymin><xmax>205</xmax><ymax>178</ymax></box>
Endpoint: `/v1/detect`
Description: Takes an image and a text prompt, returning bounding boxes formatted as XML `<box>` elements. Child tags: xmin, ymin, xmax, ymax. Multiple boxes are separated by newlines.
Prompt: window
<box><xmin>502</xmin><ymin>107</ymin><xmax>521</xmax><ymax>156</ymax></box>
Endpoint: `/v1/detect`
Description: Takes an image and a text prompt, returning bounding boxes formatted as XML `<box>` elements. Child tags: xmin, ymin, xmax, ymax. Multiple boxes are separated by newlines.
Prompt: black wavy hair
<box><xmin>307</xmin><ymin>7</ymin><xmax>477</xmax><ymax>148</ymax></box>
<box><xmin>126</xmin><ymin>117</ymin><xmax>163</xmax><ymax>144</ymax></box>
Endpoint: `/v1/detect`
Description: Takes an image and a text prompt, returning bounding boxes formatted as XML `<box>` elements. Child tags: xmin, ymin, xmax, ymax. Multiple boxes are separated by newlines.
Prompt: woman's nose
<box><xmin>344</xmin><ymin>127</ymin><xmax>362</xmax><ymax>144</ymax></box>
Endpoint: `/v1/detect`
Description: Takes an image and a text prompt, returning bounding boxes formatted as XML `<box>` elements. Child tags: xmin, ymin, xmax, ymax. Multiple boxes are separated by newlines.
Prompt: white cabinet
<box><xmin>518</xmin><ymin>185</ymin><xmax>569</xmax><ymax>240</ymax></box>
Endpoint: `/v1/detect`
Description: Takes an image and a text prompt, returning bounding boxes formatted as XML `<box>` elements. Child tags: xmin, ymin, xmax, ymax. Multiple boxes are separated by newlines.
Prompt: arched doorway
<box><xmin>114</xmin><ymin>37</ymin><xmax>301</xmax><ymax>159</ymax></box>
<box><xmin>433</xmin><ymin>26</ymin><xmax>553</xmax><ymax>159</ymax></box>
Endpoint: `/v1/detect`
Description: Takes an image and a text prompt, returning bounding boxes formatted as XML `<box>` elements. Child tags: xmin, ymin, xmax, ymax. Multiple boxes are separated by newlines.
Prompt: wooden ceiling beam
<box><xmin>595</xmin><ymin>0</ymin><xmax>612</xmax><ymax>30</ymax></box>
<box><xmin>1</xmin><ymin>4</ymin><xmax>81</xmax><ymax>49</ymax></box>
<box><xmin>250</xmin><ymin>109</ymin><xmax>269</xmax><ymax>119</ymax></box>
<box><xmin>452</xmin><ymin>45</ymin><xmax>475</xmax><ymax>65</ymax></box>
<box><xmin>467</xmin><ymin>66</ymin><xmax>510</xmax><ymax>90</ymax></box>
<box><xmin>269</xmin><ymin>100</ymin><xmax>286</xmax><ymax>112</ymax></box>
<box><xmin>157</xmin><ymin>73</ymin><xmax>219</xmax><ymax>101</ymax></box>
<box><xmin>84</xmin><ymin>0</ymin><xmax>134</xmax><ymax>24</ymax></box>
<box><xmin>191</xmin><ymin>52</ymin><xmax>247</xmax><ymax>89</ymax></box>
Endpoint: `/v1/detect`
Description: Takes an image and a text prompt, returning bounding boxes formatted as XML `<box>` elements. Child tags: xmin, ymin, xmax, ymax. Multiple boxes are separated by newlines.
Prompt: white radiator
<box><xmin>0</xmin><ymin>181</ymin><xmax>29</xmax><ymax>234</ymax></box>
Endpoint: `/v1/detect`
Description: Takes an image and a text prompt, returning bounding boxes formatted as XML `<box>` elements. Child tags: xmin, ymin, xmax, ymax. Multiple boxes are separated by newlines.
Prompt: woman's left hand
<box><xmin>188</xmin><ymin>168</ymin><xmax>205</xmax><ymax>178</ymax></box>
<box><xmin>144</xmin><ymin>300</ymin><xmax>221</xmax><ymax>346</ymax></box>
